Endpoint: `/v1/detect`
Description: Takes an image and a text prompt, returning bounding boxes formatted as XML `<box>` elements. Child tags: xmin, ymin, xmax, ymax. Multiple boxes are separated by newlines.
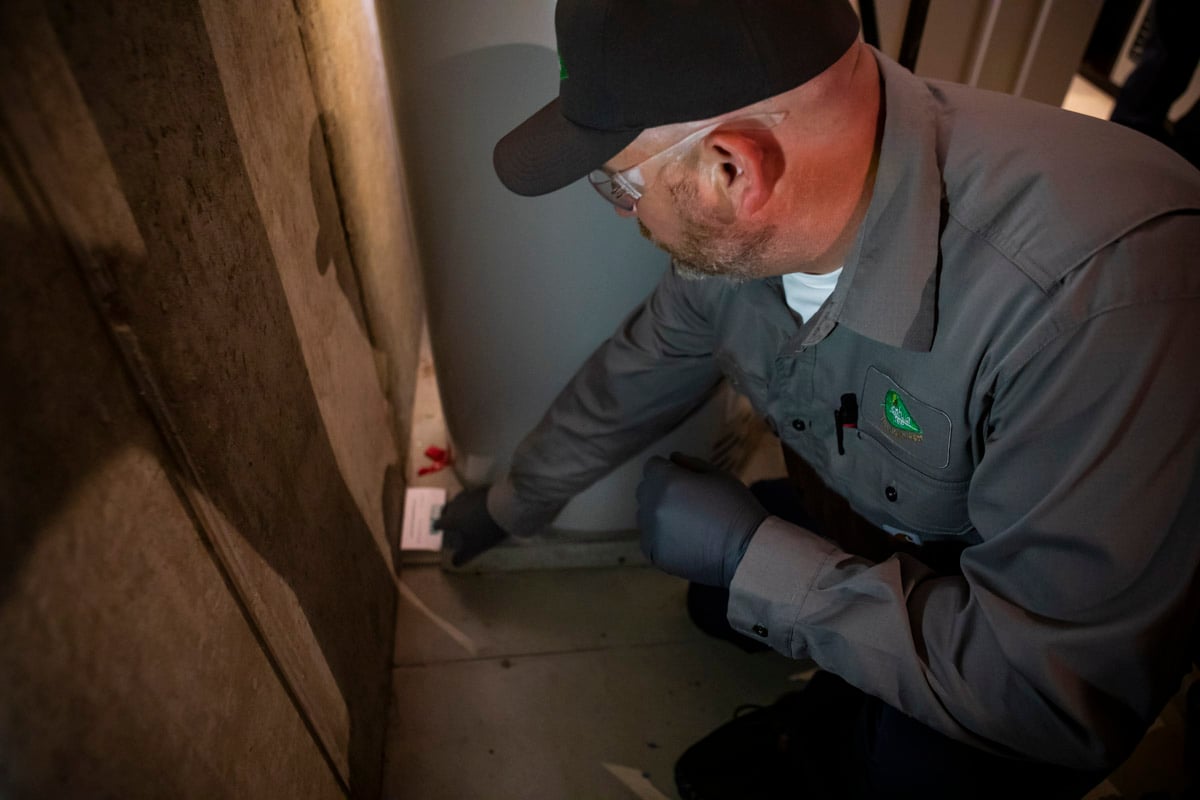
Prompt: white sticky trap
<box><xmin>401</xmin><ymin>487</ymin><xmax>446</xmax><ymax>551</ymax></box>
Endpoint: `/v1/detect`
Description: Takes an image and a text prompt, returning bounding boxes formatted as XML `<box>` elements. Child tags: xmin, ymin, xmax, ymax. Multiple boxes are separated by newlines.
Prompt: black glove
<box><xmin>434</xmin><ymin>486</ymin><xmax>508</xmax><ymax>567</ymax></box>
<box><xmin>636</xmin><ymin>453</ymin><xmax>768</xmax><ymax>588</ymax></box>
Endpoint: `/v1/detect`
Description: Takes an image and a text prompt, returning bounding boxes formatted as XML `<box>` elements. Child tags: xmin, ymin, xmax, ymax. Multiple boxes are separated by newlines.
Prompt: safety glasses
<box><xmin>587</xmin><ymin>112</ymin><xmax>786</xmax><ymax>212</ymax></box>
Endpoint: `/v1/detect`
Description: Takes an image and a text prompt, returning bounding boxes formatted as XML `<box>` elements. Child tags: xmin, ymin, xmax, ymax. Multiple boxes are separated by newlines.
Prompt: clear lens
<box><xmin>588</xmin><ymin>169</ymin><xmax>637</xmax><ymax>211</ymax></box>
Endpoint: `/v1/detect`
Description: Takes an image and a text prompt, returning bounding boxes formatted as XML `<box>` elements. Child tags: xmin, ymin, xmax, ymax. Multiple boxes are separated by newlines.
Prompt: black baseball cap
<box><xmin>493</xmin><ymin>0</ymin><xmax>861</xmax><ymax>197</ymax></box>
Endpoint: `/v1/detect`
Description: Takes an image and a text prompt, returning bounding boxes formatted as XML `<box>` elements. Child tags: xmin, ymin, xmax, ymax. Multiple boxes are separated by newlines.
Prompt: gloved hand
<box><xmin>434</xmin><ymin>485</ymin><xmax>508</xmax><ymax>567</ymax></box>
<box><xmin>636</xmin><ymin>452</ymin><xmax>768</xmax><ymax>588</ymax></box>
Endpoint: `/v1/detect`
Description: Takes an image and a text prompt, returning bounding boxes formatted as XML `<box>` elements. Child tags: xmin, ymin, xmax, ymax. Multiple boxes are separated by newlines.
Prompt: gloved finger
<box><xmin>638</xmin><ymin>523</ymin><xmax>655</xmax><ymax>563</ymax></box>
<box><xmin>449</xmin><ymin>524</ymin><xmax>506</xmax><ymax>568</ymax></box>
<box><xmin>669</xmin><ymin>451</ymin><xmax>717</xmax><ymax>473</ymax></box>
<box><xmin>641</xmin><ymin>454</ymin><xmax>673</xmax><ymax>478</ymax></box>
<box><xmin>637</xmin><ymin>455</ymin><xmax>676</xmax><ymax>507</ymax></box>
<box><xmin>432</xmin><ymin>510</ymin><xmax>461</xmax><ymax>530</ymax></box>
<box><xmin>433</xmin><ymin>486</ymin><xmax>482</xmax><ymax>529</ymax></box>
<box><xmin>451</xmin><ymin>544</ymin><xmax>475</xmax><ymax>568</ymax></box>
<box><xmin>432</xmin><ymin>497</ymin><xmax>460</xmax><ymax>530</ymax></box>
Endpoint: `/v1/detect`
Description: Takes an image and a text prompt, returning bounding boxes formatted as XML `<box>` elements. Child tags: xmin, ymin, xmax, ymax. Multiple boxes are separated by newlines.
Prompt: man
<box><xmin>436</xmin><ymin>1</ymin><xmax>1200</xmax><ymax>797</ymax></box>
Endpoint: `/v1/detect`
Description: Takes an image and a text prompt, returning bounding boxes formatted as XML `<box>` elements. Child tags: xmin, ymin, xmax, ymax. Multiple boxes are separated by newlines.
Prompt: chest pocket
<box><xmin>834</xmin><ymin>367</ymin><xmax>975</xmax><ymax>542</ymax></box>
<box><xmin>846</xmin><ymin>432</ymin><xmax>975</xmax><ymax>541</ymax></box>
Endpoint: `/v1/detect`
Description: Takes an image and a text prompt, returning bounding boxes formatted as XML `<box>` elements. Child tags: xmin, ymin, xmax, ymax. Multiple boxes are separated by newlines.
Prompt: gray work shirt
<box><xmin>489</xmin><ymin>50</ymin><xmax>1200</xmax><ymax>770</ymax></box>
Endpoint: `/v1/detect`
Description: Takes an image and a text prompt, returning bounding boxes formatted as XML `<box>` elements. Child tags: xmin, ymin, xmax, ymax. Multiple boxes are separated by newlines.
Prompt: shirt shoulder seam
<box><xmin>949</xmin><ymin>204</ymin><xmax>1200</xmax><ymax>293</ymax></box>
<box><xmin>997</xmin><ymin>295</ymin><xmax>1200</xmax><ymax>388</ymax></box>
<box><xmin>945</xmin><ymin>209</ymin><xmax>1063</xmax><ymax>297</ymax></box>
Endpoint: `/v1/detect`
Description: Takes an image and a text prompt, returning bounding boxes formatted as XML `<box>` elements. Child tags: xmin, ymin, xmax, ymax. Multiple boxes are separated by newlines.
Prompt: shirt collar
<box><xmin>800</xmin><ymin>48</ymin><xmax>944</xmax><ymax>352</ymax></box>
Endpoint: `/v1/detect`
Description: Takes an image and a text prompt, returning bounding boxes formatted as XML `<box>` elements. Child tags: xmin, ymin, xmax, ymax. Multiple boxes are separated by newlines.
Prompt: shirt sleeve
<box><xmin>488</xmin><ymin>266</ymin><xmax>725</xmax><ymax>535</ymax></box>
<box><xmin>729</xmin><ymin>225</ymin><xmax>1200</xmax><ymax>771</ymax></box>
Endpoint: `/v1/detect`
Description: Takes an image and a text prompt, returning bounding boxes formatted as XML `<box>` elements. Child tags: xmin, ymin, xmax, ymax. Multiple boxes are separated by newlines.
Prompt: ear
<box><xmin>697</xmin><ymin>129</ymin><xmax>781</xmax><ymax>223</ymax></box>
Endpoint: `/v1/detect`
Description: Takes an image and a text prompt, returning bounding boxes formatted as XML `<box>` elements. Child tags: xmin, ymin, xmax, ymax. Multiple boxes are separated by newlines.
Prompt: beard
<box><xmin>637</xmin><ymin>172</ymin><xmax>775</xmax><ymax>284</ymax></box>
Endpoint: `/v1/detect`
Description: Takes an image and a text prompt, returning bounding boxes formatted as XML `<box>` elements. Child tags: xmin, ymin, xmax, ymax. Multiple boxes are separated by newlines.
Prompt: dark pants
<box><xmin>677</xmin><ymin>479</ymin><xmax>1107</xmax><ymax>800</ymax></box>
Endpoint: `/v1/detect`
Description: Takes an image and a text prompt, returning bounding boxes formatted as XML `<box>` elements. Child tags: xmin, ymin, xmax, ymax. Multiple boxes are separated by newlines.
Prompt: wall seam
<box><xmin>0</xmin><ymin>109</ymin><xmax>353</xmax><ymax>800</ymax></box>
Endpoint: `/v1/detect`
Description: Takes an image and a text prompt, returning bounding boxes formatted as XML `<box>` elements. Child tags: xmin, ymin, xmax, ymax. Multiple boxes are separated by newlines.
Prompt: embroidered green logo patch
<box><xmin>558</xmin><ymin>52</ymin><xmax>568</xmax><ymax>80</ymax></box>
<box><xmin>884</xmin><ymin>390</ymin><xmax>922</xmax><ymax>434</ymax></box>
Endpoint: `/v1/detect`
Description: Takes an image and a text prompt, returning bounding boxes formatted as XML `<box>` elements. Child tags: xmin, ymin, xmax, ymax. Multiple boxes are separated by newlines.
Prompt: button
<box><xmin>791</xmin><ymin>419</ymin><xmax>806</xmax><ymax>432</ymax></box>
<box><xmin>752</xmin><ymin>624</ymin><xmax>769</xmax><ymax>638</ymax></box>
<box><xmin>885</xmin><ymin>486</ymin><xmax>898</xmax><ymax>502</ymax></box>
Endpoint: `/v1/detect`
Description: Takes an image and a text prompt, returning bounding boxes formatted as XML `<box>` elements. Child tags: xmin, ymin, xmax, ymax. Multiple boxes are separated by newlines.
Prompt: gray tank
<box><xmin>385</xmin><ymin>1</ymin><xmax>748</xmax><ymax>537</ymax></box>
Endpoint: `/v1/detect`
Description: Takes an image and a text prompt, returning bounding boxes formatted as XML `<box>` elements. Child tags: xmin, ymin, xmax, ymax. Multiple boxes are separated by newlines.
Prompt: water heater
<box><xmin>384</xmin><ymin>2</ymin><xmax>754</xmax><ymax>549</ymax></box>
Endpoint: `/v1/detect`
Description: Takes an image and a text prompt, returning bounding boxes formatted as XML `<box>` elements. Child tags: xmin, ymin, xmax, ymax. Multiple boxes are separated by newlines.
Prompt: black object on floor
<box><xmin>674</xmin><ymin>671</ymin><xmax>1107</xmax><ymax>800</ymax></box>
<box><xmin>674</xmin><ymin>670</ymin><xmax>866</xmax><ymax>800</ymax></box>
<box><xmin>686</xmin><ymin>582</ymin><xmax>769</xmax><ymax>654</ymax></box>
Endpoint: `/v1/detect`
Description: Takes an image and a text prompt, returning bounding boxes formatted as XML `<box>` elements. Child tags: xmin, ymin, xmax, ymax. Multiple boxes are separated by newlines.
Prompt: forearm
<box><xmin>489</xmin><ymin>270</ymin><xmax>725</xmax><ymax>535</ymax></box>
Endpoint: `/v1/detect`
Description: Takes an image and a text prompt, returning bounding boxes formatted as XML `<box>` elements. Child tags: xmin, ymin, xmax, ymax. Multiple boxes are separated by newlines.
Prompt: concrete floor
<box><xmin>385</xmin><ymin>564</ymin><xmax>807</xmax><ymax>799</ymax></box>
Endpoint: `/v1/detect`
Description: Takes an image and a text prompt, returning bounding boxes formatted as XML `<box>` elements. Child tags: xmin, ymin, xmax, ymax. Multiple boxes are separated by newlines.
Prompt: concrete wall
<box><xmin>293</xmin><ymin>0</ymin><xmax>427</xmax><ymax>462</ymax></box>
<box><xmin>0</xmin><ymin>0</ymin><xmax>421</xmax><ymax>796</ymax></box>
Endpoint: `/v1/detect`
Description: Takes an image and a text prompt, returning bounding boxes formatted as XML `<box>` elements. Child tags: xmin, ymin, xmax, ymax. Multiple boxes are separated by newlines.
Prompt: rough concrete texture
<box><xmin>200</xmin><ymin>0</ymin><xmax>402</xmax><ymax>580</ymax></box>
<box><xmin>293</xmin><ymin>0</ymin><xmax>427</xmax><ymax>468</ymax></box>
<box><xmin>0</xmin><ymin>166</ymin><xmax>344</xmax><ymax>800</ymax></box>
<box><xmin>1</xmin><ymin>0</ymin><xmax>406</xmax><ymax>796</ymax></box>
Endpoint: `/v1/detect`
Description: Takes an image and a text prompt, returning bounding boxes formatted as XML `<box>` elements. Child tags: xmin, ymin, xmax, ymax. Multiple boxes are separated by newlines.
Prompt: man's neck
<box><xmin>764</xmin><ymin>45</ymin><xmax>884</xmax><ymax>277</ymax></box>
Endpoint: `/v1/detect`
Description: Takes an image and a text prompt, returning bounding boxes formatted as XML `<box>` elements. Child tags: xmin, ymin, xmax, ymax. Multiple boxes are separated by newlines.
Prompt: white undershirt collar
<box><xmin>781</xmin><ymin>266</ymin><xmax>843</xmax><ymax>323</ymax></box>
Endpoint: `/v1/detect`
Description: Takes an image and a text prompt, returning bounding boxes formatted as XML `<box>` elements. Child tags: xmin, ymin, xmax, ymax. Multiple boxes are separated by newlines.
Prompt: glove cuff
<box><xmin>722</xmin><ymin>510</ymin><xmax>769</xmax><ymax>586</ymax></box>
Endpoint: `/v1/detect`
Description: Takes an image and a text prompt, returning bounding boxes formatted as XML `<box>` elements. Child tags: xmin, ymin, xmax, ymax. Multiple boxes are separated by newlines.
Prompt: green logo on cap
<box><xmin>558</xmin><ymin>52</ymin><xmax>568</xmax><ymax>80</ymax></box>
<box><xmin>884</xmin><ymin>390</ymin><xmax>922</xmax><ymax>434</ymax></box>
